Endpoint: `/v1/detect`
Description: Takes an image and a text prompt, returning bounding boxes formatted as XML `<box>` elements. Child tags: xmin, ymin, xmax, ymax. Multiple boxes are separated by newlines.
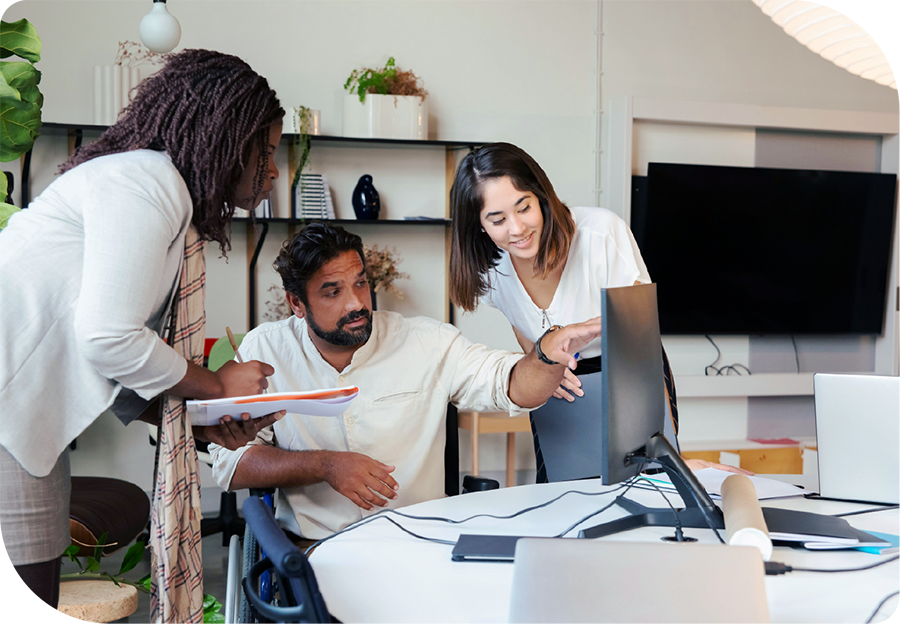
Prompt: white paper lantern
<box><xmin>752</xmin><ymin>0</ymin><xmax>896</xmax><ymax>89</ymax></box>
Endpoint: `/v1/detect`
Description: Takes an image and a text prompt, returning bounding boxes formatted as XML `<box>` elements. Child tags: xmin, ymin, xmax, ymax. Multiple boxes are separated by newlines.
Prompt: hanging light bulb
<box><xmin>139</xmin><ymin>0</ymin><xmax>182</xmax><ymax>54</ymax></box>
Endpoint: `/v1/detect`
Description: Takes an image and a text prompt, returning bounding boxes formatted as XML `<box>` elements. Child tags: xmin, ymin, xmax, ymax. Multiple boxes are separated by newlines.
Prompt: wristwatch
<box><xmin>534</xmin><ymin>325</ymin><xmax>564</xmax><ymax>365</ymax></box>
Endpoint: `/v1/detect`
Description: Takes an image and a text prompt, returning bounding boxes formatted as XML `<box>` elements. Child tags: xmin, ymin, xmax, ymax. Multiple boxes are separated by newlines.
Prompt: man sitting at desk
<box><xmin>209</xmin><ymin>222</ymin><xmax>601</xmax><ymax>540</ymax></box>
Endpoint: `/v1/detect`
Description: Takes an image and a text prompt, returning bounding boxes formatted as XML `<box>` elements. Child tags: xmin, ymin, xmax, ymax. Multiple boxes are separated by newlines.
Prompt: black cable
<box><xmin>553</xmin><ymin>475</ymin><xmax>643</xmax><ymax>537</ymax></box>
<box><xmin>304</xmin><ymin>480</ymin><xmax>637</xmax><ymax>555</ymax></box>
<box><xmin>833</xmin><ymin>505</ymin><xmax>899</xmax><ymax>518</ymax></box>
<box><xmin>703</xmin><ymin>335</ymin><xmax>751</xmax><ymax>376</ymax></box>
<box><xmin>790</xmin><ymin>335</ymin><xmax>800</xmax><ymax>373</ymax></box>
<box><xmin>635</xmin><ymin>476</ymin><xmax>688</xmax><ymax>541</ymax></box>
<box><xmin>765</xmin><ymin>555</ymin><xmax>899</xmax><ymax>575</ymax></box>
<box><xmin>665</xmin><ymin>466</ymin><xmax>726</xmax><ymax>544</ymax></box>
<box><xmin>866</xmin><ymin>591</ymin><xmax>899</xmax><ymax>624</ymax></box>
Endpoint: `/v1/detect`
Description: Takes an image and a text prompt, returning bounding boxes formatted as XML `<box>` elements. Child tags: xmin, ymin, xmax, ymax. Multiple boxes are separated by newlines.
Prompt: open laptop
<box><xmin>509</xmin><ymin>538</ymin><xmax>769</xmax><ymax>623</ymax></box>
<box><xmin>813</xmin><ymin>373</ymin><xmax>899</xmax><ymax>505</ymax></box>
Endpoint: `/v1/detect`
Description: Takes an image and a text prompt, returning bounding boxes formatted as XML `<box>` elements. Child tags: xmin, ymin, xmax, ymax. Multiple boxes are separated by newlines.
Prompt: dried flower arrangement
<box><xmin>364</xmin><ymin>244</ymin><xmax>409</xmax><ymax>299</ymax></box>
<box><xmin>114</xmin><ymin>40</ymin><xmax>169</xmax><ymax>68</ymax></box>
<box><xmin>262</xmin><ymin>284</ymin><xmax>293</xmax><ymax>323</ymax></box>
<box><xmin>344</xmin><ymin>57</ymin><xmax>428</xmax><ymax>103</ymax></box>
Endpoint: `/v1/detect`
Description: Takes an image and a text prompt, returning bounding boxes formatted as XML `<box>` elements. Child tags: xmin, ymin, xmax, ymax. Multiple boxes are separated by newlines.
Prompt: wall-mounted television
<box><xmin>630</xmin><ymin>163</ymin><xmax>897</xmax><ymax>335</ymax></box>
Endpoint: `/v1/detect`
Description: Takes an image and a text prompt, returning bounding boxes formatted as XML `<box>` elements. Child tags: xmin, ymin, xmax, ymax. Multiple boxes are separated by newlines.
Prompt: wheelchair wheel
<box><xmin>239</xmin><ymin>522</ymin><xmax>259</xmax><ymax>623</ymax></box>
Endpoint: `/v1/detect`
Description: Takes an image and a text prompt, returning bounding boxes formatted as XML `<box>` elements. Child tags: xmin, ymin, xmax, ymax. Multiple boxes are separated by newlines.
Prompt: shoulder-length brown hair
<box><xmin>60</xmin><ymin>49</ymin><xmax>284</xmax><ymax>254</ymax></box>
<box><xmin>449</xmin><ymin>142</ymin><xmax>576</xmax><ymax>312</ymax></box>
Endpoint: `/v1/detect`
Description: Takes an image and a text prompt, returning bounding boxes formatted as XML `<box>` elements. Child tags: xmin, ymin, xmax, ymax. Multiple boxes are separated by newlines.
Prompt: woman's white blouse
<box><xmin>0</xmin><ymin>150</ymin><xmax>193</xmax><ymax>476</ymax></box>
<box><xmin>482</xmin><ymin>206</ymin><xmax>651</xmax><ymax>358</ymax></box>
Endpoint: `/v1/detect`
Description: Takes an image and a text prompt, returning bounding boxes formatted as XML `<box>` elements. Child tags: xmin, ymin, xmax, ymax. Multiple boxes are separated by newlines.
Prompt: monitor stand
<box><xmin>579</xmin><ymin>434</ymin><xmax>724</xmax><ymax>539</ymax></box>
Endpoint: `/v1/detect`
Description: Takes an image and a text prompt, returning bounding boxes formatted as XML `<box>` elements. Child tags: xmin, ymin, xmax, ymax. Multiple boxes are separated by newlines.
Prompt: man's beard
<box><xmin>306</xmin><ymin>307</ymin><xmax>373</xmax><ymax>347</ymax></box>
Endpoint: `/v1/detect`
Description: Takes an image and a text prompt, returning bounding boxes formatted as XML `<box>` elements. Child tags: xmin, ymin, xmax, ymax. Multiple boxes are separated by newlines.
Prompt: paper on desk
<box><xmin>643</xmin><ymin>468</ymin><xmax>806</xmax><ymax>501</ymax></box>
<box><xmin>187</xmin><ymin>386</ymin><xmax>359</xmax><ymax>427</ymax></box>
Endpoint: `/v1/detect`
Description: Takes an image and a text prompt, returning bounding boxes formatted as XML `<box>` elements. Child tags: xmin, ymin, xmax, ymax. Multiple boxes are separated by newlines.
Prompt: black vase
<box><xmin>352</xmin><ymin>174</ymin><xmax>380</xmax><ymax>220</ymax></box>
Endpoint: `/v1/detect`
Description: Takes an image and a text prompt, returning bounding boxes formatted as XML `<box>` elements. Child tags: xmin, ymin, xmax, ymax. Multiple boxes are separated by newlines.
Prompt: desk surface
<box><xmin>309</xmin><ymin>478</ymin><xmax>899</xmax><ymax>623</ymax></box>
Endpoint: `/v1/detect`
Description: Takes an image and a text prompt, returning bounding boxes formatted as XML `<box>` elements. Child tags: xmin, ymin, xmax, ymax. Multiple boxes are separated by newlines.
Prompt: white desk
<box><xmin>308</xmin><ymin>478</ymin><xmax>899</xmax><ymax>623</ymax></box>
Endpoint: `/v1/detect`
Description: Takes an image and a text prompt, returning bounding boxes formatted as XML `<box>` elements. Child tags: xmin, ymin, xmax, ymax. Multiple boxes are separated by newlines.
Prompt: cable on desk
<box><xmin>865</xmin><ymin>591</ymin><xmax>899</xmax><ymax>624</ymax></box>
<box><xmin>303</xmin><ymin>479</ymin><xmax>638</xmax><ymax>555</ymax></box>
<box><xmin>764</xmin><ymin>555</ymin><xmax>899</xmax><ymax>576</ymax></box>
<box><xmin>832</xmin><ymin>505</ymin><xmax>900</xmax><ymax>518</ymax></box>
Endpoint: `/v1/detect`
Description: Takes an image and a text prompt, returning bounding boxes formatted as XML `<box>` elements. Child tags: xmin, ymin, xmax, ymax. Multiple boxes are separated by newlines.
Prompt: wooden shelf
<box><xmin>673</xmin><ymin>373</ymin><xmax>815</xmax><ymax>398</ymax></box>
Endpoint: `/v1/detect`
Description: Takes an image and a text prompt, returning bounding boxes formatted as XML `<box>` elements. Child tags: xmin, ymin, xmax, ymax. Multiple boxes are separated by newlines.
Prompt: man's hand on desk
<box><xmin>683</xmin><ymin>458</ymin><xmax>754</xmax><ymax>475</ymax></box>
<box><xmin>193</xmin><ymin>410</ymin><xmax>286</xmax><ymax>451</ymax></box>
<box><xmin>323</xmin><ymin>451</ymin><xmax>400</xmax><ymax>511</ymax></box>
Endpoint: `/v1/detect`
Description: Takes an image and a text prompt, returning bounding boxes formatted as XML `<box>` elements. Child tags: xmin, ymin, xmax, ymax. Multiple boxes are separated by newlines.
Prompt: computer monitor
<box><xmin>579</xmin><ymin>283</ymin><xmax>725</xmax><ymax>539</ymax></box>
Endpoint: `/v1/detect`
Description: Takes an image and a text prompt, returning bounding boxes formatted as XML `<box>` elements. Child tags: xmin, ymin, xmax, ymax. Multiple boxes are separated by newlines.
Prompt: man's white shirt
<box><xmin>209</xmin><ymin>312</ymin><xmax>527</xmax><ymax>539</ymax></box>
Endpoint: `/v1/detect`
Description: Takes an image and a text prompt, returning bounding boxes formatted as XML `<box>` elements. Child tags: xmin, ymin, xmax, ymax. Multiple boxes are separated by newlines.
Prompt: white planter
<box><xmin>93</xmin><ymin>65</ymin><xmax>141</xmax><ymax>126</ymax></box>
<box><xmin>342</xmin><ymin>94</ymin><xmax>428</xmax><ymax>140</ymax></box>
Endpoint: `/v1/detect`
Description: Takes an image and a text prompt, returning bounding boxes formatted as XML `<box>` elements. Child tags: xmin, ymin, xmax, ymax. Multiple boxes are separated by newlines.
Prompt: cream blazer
<box><xmin>0</xmin><ymin>150</ymin><xmax>192</xmax><ymax>476</ymax></box>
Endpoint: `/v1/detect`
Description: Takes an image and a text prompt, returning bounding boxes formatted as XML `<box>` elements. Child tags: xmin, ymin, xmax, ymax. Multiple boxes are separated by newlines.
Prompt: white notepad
<box><xmin>187</xmin><ymin>386</ymin><xmax>359</xmax><ymax>426</ymax></box>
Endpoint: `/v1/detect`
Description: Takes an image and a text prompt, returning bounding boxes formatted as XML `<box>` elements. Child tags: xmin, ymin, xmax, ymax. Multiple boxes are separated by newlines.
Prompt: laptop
<box><xmin>813</xmin><ymin>373</ymin><xmax>899</xmax><ymax>505</ymax></box>
<box><xmin>508</xmin><ymin>538</ymin><xmax>770</xmax><ymax>623</ymax></box>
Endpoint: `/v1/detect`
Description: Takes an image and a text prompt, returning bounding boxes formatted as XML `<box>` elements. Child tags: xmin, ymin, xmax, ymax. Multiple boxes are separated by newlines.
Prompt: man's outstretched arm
<box><xmin>508</xmin><ymin>316</ymin><xmax>603</xmax><ymax>408</ymax></box>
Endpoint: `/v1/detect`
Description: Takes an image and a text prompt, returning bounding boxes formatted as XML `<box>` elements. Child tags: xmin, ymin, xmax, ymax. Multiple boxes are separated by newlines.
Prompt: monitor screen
<box><xmin>632</xmin><ymin>163</ymin><xmax>897</xmax><ymax>335</ymax></box>
<box><xmin>600</xmin><ymin>283</ymin><xmax>666</xmax><ymax>485</ymax></box>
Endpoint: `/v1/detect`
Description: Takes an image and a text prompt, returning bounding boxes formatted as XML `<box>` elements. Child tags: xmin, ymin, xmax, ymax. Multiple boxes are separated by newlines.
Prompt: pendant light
<box><xmin>139</xmin><ymin>0</ymin><xmax>182</xmax><ymax>54</ymax></box>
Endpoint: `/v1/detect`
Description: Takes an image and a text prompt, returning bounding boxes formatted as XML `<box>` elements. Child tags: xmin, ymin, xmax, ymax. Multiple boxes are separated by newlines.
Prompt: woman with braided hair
<box><xmin>0</xmin><ymin>49</ymin><xmax>284</xmax><ymax>615</ymax></box>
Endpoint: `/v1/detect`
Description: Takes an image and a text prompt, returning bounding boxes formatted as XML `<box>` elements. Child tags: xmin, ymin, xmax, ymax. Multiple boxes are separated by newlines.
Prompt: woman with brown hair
<box><xmin>0</xmin><ymin>49</ymin><xmax>285</xmax><ymax>618</ymax></box>
<box><xmin>449</xmin><ymin>142</ymin><xmax>748</xmax><ymax>483</ymax></box>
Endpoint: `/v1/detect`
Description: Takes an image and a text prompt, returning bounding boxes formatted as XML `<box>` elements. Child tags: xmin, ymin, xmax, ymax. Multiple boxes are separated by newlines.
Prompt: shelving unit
<box><xmin>32</xmin><ymin>123</ymin><xmax>481</xmax><ymax>329</ymax></box>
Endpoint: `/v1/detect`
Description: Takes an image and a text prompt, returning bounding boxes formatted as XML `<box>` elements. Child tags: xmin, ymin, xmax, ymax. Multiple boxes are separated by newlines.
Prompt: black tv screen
<box><xmin>632</xmin><ymin>163</ymin><xmax>897</xmax><ymax>335</ymax></box>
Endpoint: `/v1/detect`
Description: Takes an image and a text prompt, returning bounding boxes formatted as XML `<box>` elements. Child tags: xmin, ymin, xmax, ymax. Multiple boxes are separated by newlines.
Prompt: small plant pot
<box><xmin>342</xmin><ymin>94</ymin><xmax>428</xmax><ymax>140</ymax></box>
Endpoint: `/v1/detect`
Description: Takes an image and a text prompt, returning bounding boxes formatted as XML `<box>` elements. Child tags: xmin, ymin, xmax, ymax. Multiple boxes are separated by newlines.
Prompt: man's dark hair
<box><xmin>60</xmin><ymin>49</ymin><xmax>284</xmax><ymax>254</ymax></box>
<box><xmin>273</xmin><ymin>222</ymin><xmax>366</xmax><ymax>305</ymax></box>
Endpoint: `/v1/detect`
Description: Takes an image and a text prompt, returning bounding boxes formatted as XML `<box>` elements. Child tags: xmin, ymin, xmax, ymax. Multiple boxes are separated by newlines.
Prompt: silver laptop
<box><xmin>509</xmin><ymin>539</ymin><xmax>769</xmax><ymax>623</ymax></box>
<box><xmin>814</xmin><ymin>373</ymin><xmax>900</xmax><ymax>505</ymax></box>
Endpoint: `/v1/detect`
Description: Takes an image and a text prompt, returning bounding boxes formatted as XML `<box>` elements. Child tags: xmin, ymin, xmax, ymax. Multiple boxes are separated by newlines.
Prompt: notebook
<box><xmin>509</xmin><ymin>538</ymin><xmax>770</xmax><ymax>623</ymax></box>
<box><xmin>450</xmin><ymin>534</ymin><xmax>522</xmax><ymax>562</ymax></box>
<box><xmin>813</xmin><ymin>373</ymin><xmax>899</xmax><ymax>505</ymax></box>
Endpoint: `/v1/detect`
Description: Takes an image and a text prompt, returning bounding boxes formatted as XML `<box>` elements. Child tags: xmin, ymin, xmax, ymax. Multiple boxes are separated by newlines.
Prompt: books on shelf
<box><xmin>293</xmin><ymin>173</ymin><xmax>334</xmax><ymax>220</ymax></box>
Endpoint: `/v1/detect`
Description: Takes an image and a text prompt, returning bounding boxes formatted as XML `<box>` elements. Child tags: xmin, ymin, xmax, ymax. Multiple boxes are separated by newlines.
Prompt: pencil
<box><xmin>226</xmin><ymin>327</ymin><xmax>244</xmax><ymax>364</ymax></box>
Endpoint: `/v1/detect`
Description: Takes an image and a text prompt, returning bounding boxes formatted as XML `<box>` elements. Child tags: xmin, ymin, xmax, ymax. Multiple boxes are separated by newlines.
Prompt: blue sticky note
<box><xmin>855</xmin><ymin>531</ymin><xmax>899</xmax><ymax>554</ymax></box>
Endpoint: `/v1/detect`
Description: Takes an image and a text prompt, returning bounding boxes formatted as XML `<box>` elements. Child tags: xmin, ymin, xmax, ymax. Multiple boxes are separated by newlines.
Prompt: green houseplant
<box><xmin>0</xmin><ymin>18</ymin><xmax>42</xmax><ymax>229</ymax></box>
<box><xmin>342</xmin><ymin>57</ymin><xmax>429</xmax><ymax>140</ymax></box>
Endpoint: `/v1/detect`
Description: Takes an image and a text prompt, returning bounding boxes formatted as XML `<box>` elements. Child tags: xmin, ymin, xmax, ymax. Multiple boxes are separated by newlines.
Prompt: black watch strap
<box><xmin>534</xmin><ymin>325</ymin><xmax>563</xmax><ymax>365</ymax></box>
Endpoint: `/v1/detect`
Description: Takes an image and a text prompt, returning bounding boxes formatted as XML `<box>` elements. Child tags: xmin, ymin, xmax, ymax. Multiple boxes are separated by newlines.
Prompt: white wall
<box><xmin>3</xmin><ymin>0</ymin><xmax>897</xmax><ymax>477</ymax></box>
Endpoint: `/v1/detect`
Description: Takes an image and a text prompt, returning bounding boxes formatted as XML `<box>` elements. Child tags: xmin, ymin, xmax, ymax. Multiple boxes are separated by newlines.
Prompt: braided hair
<box><xmin>60</xmin><ymin>49</ymin><xmax>284</xmax><ymax>253</ymax></box>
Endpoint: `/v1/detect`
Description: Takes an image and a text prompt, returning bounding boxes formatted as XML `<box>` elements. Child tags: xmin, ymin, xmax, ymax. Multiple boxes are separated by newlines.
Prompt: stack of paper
<box><xmin>187</xmin><ymin>386</ymin><xmax>358</xmax><ymax>427</ymax></box>
<box><xmin>642</xmin><ymin>468</ymin><xmax>806</xmax><ymax>501</ymax></box>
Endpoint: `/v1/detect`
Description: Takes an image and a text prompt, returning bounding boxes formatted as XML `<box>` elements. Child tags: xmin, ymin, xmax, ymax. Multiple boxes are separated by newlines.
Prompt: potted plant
<box><xmin>0</xmin><ymin>18</ymin><xmax>42</xmax><ymax>230</ymax></box>
<box><xmin>364</xmin><ymin>244</ymin><xmax>409</xmax><ymax>310</ymax></box>
<box><xmin>342</xmin><ymin>57</ymin><xmax>429</xmax><ymax>140</ymax></box>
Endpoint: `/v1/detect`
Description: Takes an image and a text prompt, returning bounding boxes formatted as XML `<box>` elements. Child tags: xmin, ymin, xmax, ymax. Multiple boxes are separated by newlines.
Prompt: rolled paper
<box><xmin>721</xmin><ymin>474</ymin><xmax>773</xmax><ymax>561</ymax></box>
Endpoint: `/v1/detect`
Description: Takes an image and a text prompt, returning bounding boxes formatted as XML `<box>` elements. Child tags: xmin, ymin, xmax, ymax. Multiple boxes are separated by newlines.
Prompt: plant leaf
<box><xmin>202</xmin><ymin>594</ymin><xmax>216</xmax><ymax>611</ymax></box>
<box><xmin>0</xmin><ymin>92</ymin><xmax>41</xmax><ymax>161</ymax></box>
<box><xmin>0</xmin><ymin>20</ymin><xmax>41</xmax><ymax>63</ymax></box>
<box><xmin>0</xmin><ymin>62</ymin><xmax>41</xmax><ymax>108</ymax></box>
<box><xmin>138</xmin><ymin>573</ymin><xmax>153</xmax><ymax>593</ymax></box>
<box><xmin>204</xmin><ymin>612</ymin><xmax>226</xmax><ymax>624</ymax></box>
<box><xmin>118</xmin><ymin>541</ymin><xmax>145</xmax><ymax>575</ymax></box>
<box><xmin>94</xmin><ymin>531</ymin><xmax>109</xmax><ymax>561</ymax></box>
<box><xmin>85</xmin><ymin>556</ymin><xmax>101</xmax><ymax>572</ymax></box>
<box><xmin>63</xmin><ymin>544</ymin><xmax>84</xmax><ymax>569</ymax></box>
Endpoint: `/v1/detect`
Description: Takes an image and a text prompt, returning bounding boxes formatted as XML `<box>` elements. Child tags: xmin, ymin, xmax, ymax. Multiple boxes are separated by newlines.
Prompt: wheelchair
<box><xmin>223</xmin><ymin>489</ymin><xmax>331</xmax><ymax>624</ymax></box>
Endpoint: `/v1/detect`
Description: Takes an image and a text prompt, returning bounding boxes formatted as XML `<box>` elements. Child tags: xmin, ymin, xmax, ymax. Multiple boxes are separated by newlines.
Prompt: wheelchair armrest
<box><xmin>242</xmin><ymin>497</ymin><xmax>305</xmax><ymax>576</ymax></box>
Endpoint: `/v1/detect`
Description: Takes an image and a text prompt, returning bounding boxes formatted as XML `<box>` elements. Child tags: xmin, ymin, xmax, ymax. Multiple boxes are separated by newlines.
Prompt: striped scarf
<box><xmin>150</xmin><ymin>226</ymin><xmax>206</xmax><ymax>623</ymax></box>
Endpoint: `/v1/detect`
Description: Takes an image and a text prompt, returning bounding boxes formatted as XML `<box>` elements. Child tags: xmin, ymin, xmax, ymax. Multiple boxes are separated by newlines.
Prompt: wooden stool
<box><xmin>58</xmin><ymin>580</ymin><xmax>138</xmax><ymax>622</ymax></box>
<box><xmin>458</xmin><ymin>411</ymin><xmax>531</xmax><ymax>487</ymax></box>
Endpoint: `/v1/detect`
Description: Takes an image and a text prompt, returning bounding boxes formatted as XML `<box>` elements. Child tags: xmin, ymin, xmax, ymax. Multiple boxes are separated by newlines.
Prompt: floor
<box><xmin>61</xmin><ymin>469</ymin><xmax>535</xmax><ymax>623</ymax></box>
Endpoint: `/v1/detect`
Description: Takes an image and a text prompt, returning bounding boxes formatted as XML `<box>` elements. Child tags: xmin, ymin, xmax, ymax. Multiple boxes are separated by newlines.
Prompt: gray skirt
<box><xmin>0</xmin><ymin>443</ymin><xmax>71</xmax><ymax>565</ymax></box>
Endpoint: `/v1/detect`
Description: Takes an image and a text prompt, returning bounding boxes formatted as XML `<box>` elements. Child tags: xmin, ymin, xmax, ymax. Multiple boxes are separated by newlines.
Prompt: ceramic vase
<box><xmin>352</xmin><ymin>174</ymin><xmax>380</xmax><ymax>220</ymax></box>
<box><xmin>93</xmin><ymin>65</ymin><xmax>141</xmax><ymax>125</ymax></box>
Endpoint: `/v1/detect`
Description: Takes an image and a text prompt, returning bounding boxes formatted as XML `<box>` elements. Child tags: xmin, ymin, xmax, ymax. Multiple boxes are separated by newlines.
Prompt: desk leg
<box><xmin>506</xmin><ymin>433</ymin><xmax>516</xmax><ymax>488</ymax></box>
<box><xmin>471</xmin><ymin>414</ymin><xmax>479</xmax><ymax>475</ymax></box>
